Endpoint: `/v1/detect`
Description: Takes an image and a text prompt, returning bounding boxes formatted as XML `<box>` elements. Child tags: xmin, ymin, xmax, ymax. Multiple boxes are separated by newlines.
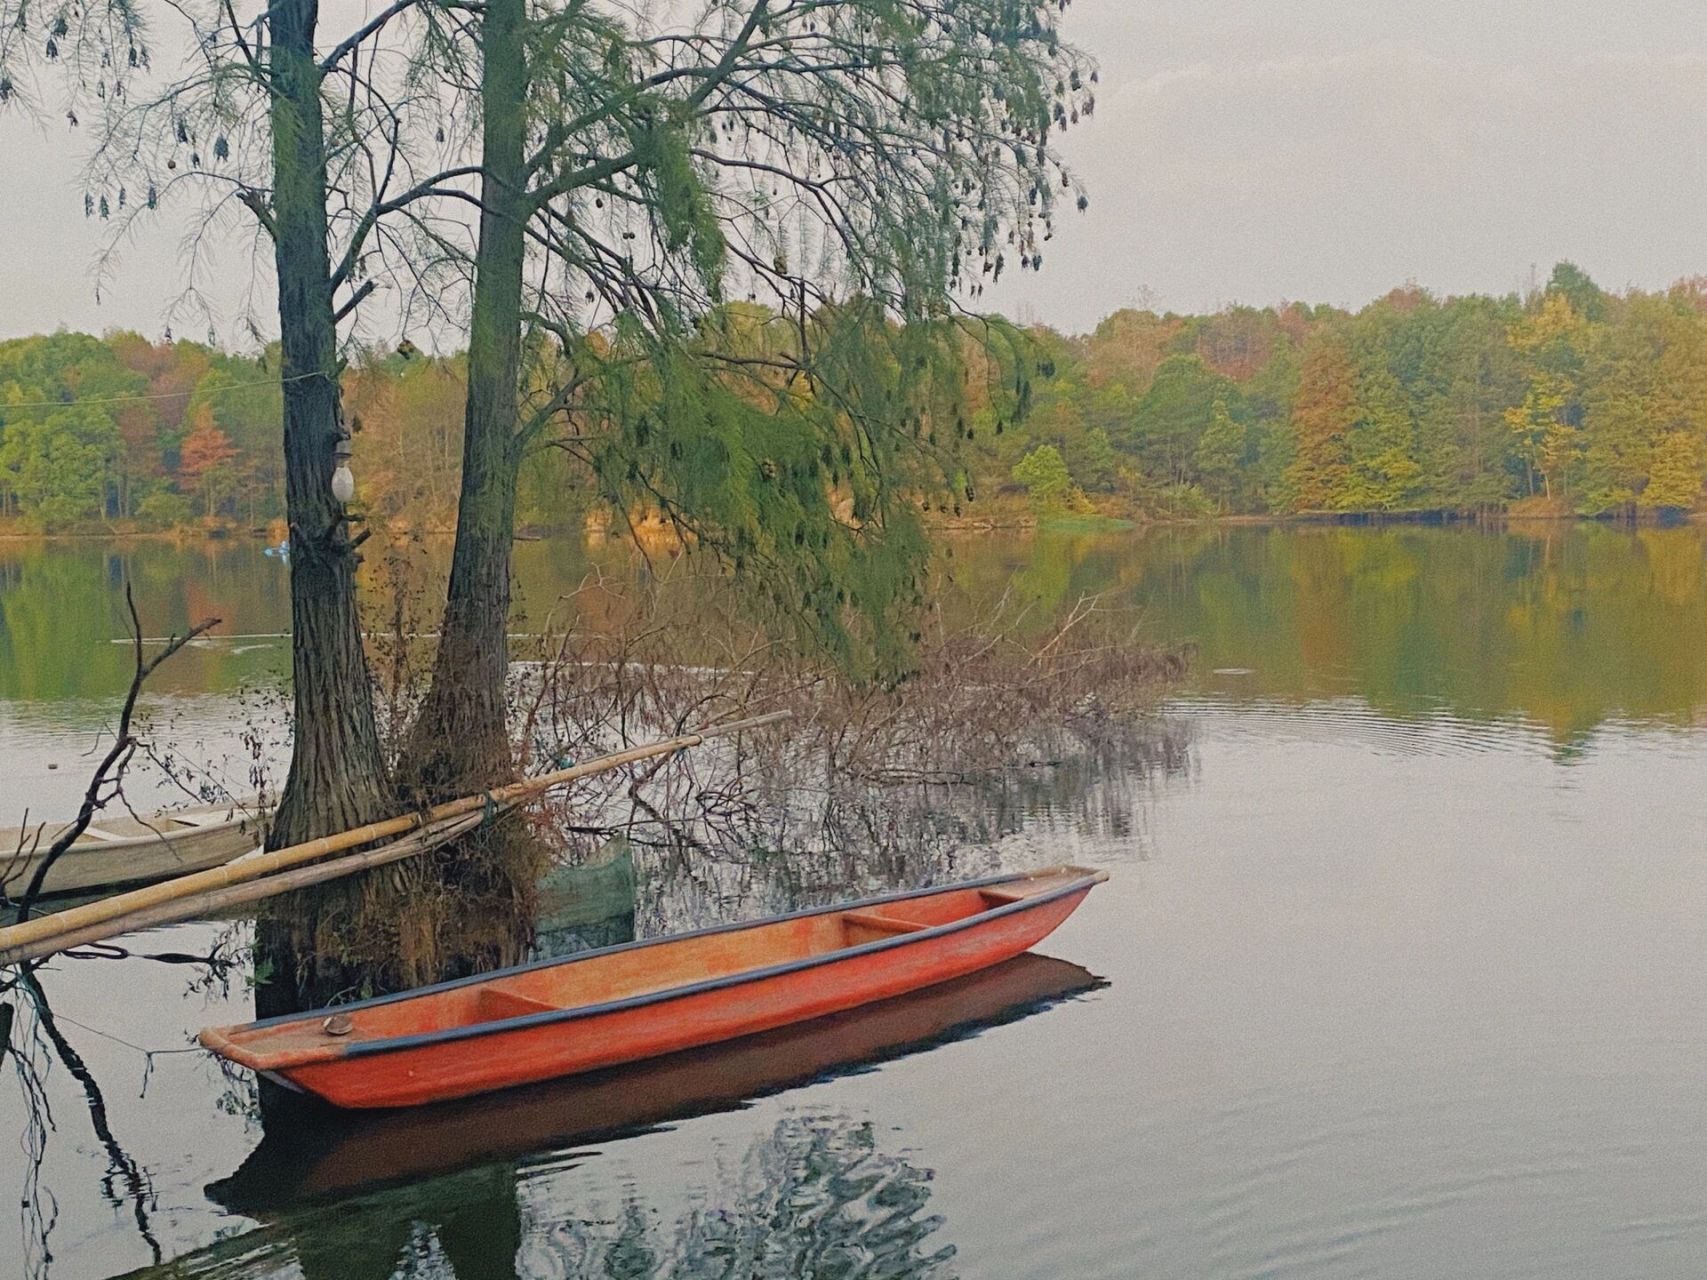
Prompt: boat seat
<box><xmin>76</xmin><ymin>827</ymin><xmax>130</xmax><ymax>843</ymax></box>
<box><xmin>843</xmin><ymin>911</ymin><xmax>925</xmax><ymax>933</ymax></box>
<box><xmin>842</xmin><ymin>911</ymin><xmax>926</xmax><ymax>942</ymax></box>
<box><xmin>167</xmin><ymin>811</ymin><xmax>237</xmax><ymax>828</ymax></box>
<box><xmin>476</xmin><ymin>989</ymin><xmax>557</xmax><ymax>1021</ymax></box>
<box><xmin>979</xmin><ymin>887</ymin><xmax>1028</xmax><ymax>905</ymax></box>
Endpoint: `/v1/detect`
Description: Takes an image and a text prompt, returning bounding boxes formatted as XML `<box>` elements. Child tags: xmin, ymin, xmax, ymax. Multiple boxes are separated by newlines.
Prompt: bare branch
<box><xmin>11</xmin><ymin>588</ymin><xmax>220</xmax><ymax>926</ymax></box>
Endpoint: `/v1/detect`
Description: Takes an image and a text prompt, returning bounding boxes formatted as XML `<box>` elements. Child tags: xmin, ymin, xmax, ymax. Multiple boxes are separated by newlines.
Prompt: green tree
<box><xmin>1548</xmin><ymin>261</ymin><xmax>1608</xmax><ymax>323</ymax></box>
<box><xmin>1580</xmin><ymin>294</ymin><xmax>1707</xmax><ymax>515</ymax></box>
<box><xmin>1505</xmin><ymin>293</ymin><xmax>1588</xmax><ymax>503</ymax></box>
<box><xmin>401</xmin><ymin>0</ymin><xmax>1096</xmax><ymax>822</ymax></box>
<box><xmin>1412</xmin><ymin>296</ymin><xmax>1524</xmax><ymax>512</ymax></box>
<box><xmin>1641</xmin><ymin>432</ymin><xmax>1701</xmax><ymax>512</ymax></box>
<box><xmin>1013</xmin><ymin>444</ymin><xmax>1073</xmax><ymax>512</ymax></box>
<box><xmin>1077</xmin><ymin>427</ymin><xmax>1119</xmax><ymax>493</ymax></box>
<box><xmin>0</xmin><ymin>402</ymin><xmax>120</xmax><ymax>528</ymax></box>
<box><xmin>1284</xmin><ymin>334</ymin><xmax>1356</xmax><ymax>511</ymax></box>
<box><xmin>1342</xmin><ymin>363</ymin><xmax>1421</xmax><ymax>511</ymax></box>
<box><xmin>1125</xmin><ymin>355</ymin><xmax>1236</xmax><ymax>486</ymax></box>
<box><xmin>1196</xmin><ymin>398</ymin><xmax>1245</xmax><ymax>510</ymax></box>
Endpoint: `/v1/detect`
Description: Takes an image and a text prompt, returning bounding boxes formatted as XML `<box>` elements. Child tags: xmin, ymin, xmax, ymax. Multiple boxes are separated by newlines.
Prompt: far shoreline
<box><xmin>3</xmin><ymin>505</ymin><xmax>1702</xmax><ymax>545</ymax></box>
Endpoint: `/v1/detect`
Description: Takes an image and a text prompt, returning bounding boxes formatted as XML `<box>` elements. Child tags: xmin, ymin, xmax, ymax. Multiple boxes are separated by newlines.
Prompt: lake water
<box><xmin>6</xmin><ymin>524</ymin><xmax>1707</xmax><ymax>1279</ymax></box>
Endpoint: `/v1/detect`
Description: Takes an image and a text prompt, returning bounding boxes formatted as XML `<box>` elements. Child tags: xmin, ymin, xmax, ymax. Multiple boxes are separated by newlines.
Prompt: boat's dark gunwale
<box><xmin>245</xmin><ymin>872</ymin><xmax>1099</xmax><ymax>1063</ymax></box>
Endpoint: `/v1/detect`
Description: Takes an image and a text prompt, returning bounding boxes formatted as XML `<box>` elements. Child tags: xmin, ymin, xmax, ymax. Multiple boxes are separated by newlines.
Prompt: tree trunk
<box><xmin>257</xmin><ymin>0</ymin><xmax>393</xmax><ymax>1018</ymax></box>
<box><xmin>404</xmin><ymin>0</ymin><xmax>530</xmax><ymax>797</ymax></box>
<box><xmin>385</xmin><ymin>0</ymin><xmax>544</xmax><ymax>986</ymax></box>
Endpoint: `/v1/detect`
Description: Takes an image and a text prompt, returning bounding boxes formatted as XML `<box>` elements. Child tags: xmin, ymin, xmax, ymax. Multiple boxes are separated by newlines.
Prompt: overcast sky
<box><xmin>5</xmin><ymin>0</ymin><xmax>1707</xmax><ymax>341</ymax></box>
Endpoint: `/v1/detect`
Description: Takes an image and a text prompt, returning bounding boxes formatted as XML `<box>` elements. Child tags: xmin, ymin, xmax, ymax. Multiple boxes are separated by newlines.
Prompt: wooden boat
<box><xmin>0</xmin><ymin>800</ymin><xmax>269</xmax><ymax>899</ymax></box>
<box><xmin>209</xmin><ymin>953</ymin><xmax>1103</xmax><ymax>1211</ymax></box>
<box><xmin>200</xmin><ymin>864</ymin><xmax>1107</xmax><ymax>1109</ymax></box>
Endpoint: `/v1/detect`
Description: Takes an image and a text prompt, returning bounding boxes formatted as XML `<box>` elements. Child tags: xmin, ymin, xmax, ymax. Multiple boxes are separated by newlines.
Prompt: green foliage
<box><xmin>0</xmin><ymin>393</ymin><xmax>120</xmax><ymax>529</ymax></box>
<box><xmin>1151</xmin><ymin>481</ymin><xmax>1217</xmax><ymax>520</ymax></box>
<box><xmin>0</xmin><ymin>332</ymin><xmax>286</xmax><ymax>527</ymax></box>
<box><xmin>1195</xmin><ymin>399</ymin><xmax>1244</xmax><ymax>509</ymax></box>
<box><xmin>1341</xmin><ymin>364</ymin><xmax>1421</xmax><ymax>511</ymax></box>
<box><xmin>1013</xmin><ymin>444</ymin><xmax>1073</xmax><ymax>511</ymax></box>
<box><xmin>482</xmin><ymin>0</ymin><xmax>1093</xmax><ymax>681</ymax></box>
<box><xmin>1126</xmin><ymin>355</ymin><xmax>1240</xmax><ymax>486</ymax></box>
<box><xmin>7</xmin><ymin>258</ymin><xmax>1707</xmax><ymax>540</ymax></box>
<box><xmin>1077</xmin><ymin>427</ymin><xmax>1118</xmax><ymax>492</ymax></box>
<box><xmin>964</xmin><ymin>265</ymin><xmax>1707</xmax><ymax>520</ymax></box>
<box><xmin>569</xmin><ymin>304</ymin><xmax>985</xmax><ymax>680</ymax></box>
<box><xmin>1642</xmin><ymin>433</ymin><xmax>1701</xmax><ymax>511</ymax></box>
<box><xmin>1548</xmin><ymin>261</ymin><xmax>1608</xmax><ymax>323</ymax></box>
<box><xmin>136</xmin><ymin>488</ymin><xmax>193</xmax><ymax>528</ymax></box>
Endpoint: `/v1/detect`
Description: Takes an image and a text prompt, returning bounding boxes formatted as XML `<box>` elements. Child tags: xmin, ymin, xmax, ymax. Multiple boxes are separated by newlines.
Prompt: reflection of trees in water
<box><xmin>969</xmin><ymin>522</ymin><xmax>1707</xmax><ymax>743</ymax></box>
<box><xmin>4</xmin><ymin>971</ymin><xmax>164</xmax><ymax>1280</ymax></box>
<box><xmin>126</xmin><ymin>1114</ymin><xmax>954</xmax><ymax>1280</ymax></box>
<box><xmin>522</xmin><ymin>1116</ymin><xmax>955</xmax><ymax>1279</ymax></box>
<box><xmin>631</xmin><ymin>715</ymin><xmax>1192</xmax><ymax>935</ymax></box>
<box><xmin>0</xmin><ymin>542</ymin><xmax>290</xmax><ymax>704</ymax></box>
<box><xmin>21</xmin><ymin>522</ymin><xmax>1707</xmax><ymax>739</ymax></box>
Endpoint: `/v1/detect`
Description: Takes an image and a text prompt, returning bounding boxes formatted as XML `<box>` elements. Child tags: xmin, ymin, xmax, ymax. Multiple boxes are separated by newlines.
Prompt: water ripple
<box><xmin>1170</xmin><ymin>695</ymin><xmax>1563</xmax><ymax>760</ymax></box>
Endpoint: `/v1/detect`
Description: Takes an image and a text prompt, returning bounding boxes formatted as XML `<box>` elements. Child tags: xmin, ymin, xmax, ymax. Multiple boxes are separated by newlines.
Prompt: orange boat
<box><xmin>200</xmin><ymin>865</ymin><xmax>1106</xmax><ymax>1108</ymax></box>
<box><xmin>209</xmin><ymin>954</ymin><xmax>1104</xmax><ymax>1211</ymax></box>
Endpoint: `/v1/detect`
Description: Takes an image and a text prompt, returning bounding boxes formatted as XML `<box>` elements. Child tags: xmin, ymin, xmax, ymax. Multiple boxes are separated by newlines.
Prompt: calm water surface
<box><xmin>5</xmin><ymin>525</ymin><xmax>1707</xmax><ymax>1278</ymax></box>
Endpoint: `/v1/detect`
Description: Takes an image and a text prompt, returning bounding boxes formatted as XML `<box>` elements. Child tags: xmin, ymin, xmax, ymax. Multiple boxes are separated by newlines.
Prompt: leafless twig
<box><xmin>11</xmin><ymin>586</ymin><xmax>220</xmax><ymax>927</ymax></box>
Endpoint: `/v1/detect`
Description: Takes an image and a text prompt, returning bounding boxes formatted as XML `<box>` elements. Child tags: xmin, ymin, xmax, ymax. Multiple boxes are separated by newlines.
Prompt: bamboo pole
<box><xmin>0</xmin><ymin>710</ymin><xmax>787</xmax><ymax>966</ymax></box>
<box><xmin>2</xmin><ymin>813</ymin><xmax>486</xmax><ymax>966</ymax></box>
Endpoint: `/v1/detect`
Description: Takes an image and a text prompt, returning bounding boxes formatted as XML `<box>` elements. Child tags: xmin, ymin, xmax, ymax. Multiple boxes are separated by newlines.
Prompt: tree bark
<box><xmin>258</xmin><ymin>0</ymin><xmax>393</xmax><ymax>1017</ymax></box>
<box><xmin>373</xmin><ymin>0</ymin><xmax>543</xmax><ymax>989</ymax></box>
<box><xmin>404</xmin><ymin>0</ymin><xmax>530</xmax><ymax>797</ymax></box>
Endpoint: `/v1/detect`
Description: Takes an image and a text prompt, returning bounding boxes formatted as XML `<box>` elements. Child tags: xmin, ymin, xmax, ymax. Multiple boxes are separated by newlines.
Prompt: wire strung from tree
<box><xmin>0</xmin><ymin>370</ymin><xmax>319</xmax><ymax>412</ymax></box>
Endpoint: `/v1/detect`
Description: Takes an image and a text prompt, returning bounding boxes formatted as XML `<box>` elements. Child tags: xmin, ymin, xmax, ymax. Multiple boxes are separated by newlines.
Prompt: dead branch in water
<box><xmin>494</xmin><ymin>570</ymin><xmax>1188</xmax><ymax>878</ymax></box>
<box><xmin>11</xmin><ymin>587</ymin><xmax>220</xmax><ymax>927</ymax></box>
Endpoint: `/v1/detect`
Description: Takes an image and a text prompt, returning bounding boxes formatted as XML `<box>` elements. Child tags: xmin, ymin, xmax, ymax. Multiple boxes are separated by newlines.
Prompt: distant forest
<box><xmin>4</xmin><ymin>262</ymin><xmax>1705</xmax><ymax>532</ymax></box>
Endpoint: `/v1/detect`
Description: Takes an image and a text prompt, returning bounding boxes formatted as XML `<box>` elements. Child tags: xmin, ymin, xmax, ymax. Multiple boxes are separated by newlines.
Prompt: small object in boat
<box><xmin>199</xmin><ymin>865</ymin><xmax>1108</xmax><ymax>1109</ymax></box>
<box><xmin>322</xmin><ymin>1014</ymin><xmax>354</xmax><ymax>1037</ymax></box>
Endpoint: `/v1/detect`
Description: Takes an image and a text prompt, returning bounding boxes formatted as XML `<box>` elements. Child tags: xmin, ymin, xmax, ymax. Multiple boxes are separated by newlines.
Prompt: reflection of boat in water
<box><xmin>0</xmin><ymin>800</ymin><xmax>268</xmax><ymax>898</ymax></box>
<box><xmin>209</xmin><ymin>950</ymin><xmax>1103</xmax><ymax>1213</ymax></box>
<box><xmin>200</xmin><ymin>866</ymin><xmax>1106</xmax><ymax>1107</ymax></box>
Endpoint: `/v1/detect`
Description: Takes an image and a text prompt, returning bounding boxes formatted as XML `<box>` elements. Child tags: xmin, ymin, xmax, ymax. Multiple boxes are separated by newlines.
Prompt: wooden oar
<box><xmin>0</xmin><ymin>711</ymin><xmax>787</xmax><ymax>967</ymax></box>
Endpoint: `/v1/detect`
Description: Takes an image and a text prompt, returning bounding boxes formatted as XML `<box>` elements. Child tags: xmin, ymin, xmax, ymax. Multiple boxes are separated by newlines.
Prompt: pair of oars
<box><xmin>0</xmin><ymin>711</ymin><xmax>788</xmax><ymax>968</ymax></box>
